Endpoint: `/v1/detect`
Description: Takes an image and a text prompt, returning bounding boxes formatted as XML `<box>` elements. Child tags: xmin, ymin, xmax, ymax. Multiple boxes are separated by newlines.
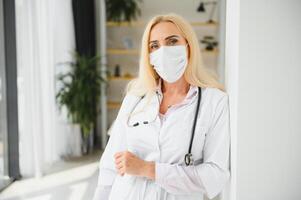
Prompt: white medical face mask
<box><xmin>149</xmin><ymin>44</ymin><xmax>188</xmax><ymax>83</ymax></box>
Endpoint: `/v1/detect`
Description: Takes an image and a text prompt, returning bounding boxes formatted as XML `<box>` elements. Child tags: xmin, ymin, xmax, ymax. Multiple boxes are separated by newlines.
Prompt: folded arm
<box><xmin>154</xmin><ymin>94</ymin><xmax>231</xmax><ymax>199</ymax></box>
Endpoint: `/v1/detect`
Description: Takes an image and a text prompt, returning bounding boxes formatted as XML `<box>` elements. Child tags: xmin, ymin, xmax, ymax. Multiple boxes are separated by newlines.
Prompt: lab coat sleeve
<box><xmin>92</xmin><ymin>94</ymin><xmax>131</xmax><ymax>200</ymax></box>
<box><xmin>92</xmin><ymin>185</ymin><xmax>111</xmax><ymax>200</ymax></box>
<box><xmin>154</xmin><ymin>94</ymin><xmax>230</xmax><ymax>199</ymax></box>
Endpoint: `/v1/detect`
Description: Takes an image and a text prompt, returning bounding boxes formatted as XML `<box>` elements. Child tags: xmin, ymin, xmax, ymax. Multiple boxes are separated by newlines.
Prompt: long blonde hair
<box><xmin>125</xmin><ymin>13</ymin><xmax>225</xmax><ymax>99</ymax></box>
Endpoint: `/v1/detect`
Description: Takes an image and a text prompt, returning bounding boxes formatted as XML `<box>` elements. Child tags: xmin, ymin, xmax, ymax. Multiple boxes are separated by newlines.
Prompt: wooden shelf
<box><xmin>108</xmin><ymin>76</ymin><xmax>135</xmax><ymax>81</ymax></box>
<box><xmin>107</xmin><ymin>21</ymin><xmax>145</xmax><ymax>27</ymax></box>
<box><xmin>106</xmin><ymin>21</ymin><xmax>218</xmax><ymax>27</ymax></box>
<box><xmin>203</xmin><ymin>48</ymin><xmax>219</xmax><ymax>55</ymax></box>
<box><xmin>190</xmin><ymin>21</ymin><xmax>218</xmax><ymax>27</ymax></box>
<box><xmin>107</xmin><ymin>101</ymin><xmax>121</xmax><ymax>109</ymax></box>
<box><xmin>107</xmin><ymin>48</ymin><xmax>218</xmax><ymax>56</ymax></box>
<box><xmin>107</xmin><ymin>48</ymin><xmax>139</xmax><ymax>55</ymax></box>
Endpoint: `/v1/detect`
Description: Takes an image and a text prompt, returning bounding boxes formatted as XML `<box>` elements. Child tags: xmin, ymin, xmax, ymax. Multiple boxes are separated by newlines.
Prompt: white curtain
<box><xmin>15</xmin><ymin>0</ymin><xmax>81</xmax><ymax>178</ymax></box>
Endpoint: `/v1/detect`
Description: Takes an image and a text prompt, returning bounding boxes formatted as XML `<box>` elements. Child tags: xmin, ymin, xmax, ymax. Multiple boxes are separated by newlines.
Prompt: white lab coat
<box><xmin>93</xmin><ymin>86</ymin><xmax>230</xmax><ymax>200</ymax></box>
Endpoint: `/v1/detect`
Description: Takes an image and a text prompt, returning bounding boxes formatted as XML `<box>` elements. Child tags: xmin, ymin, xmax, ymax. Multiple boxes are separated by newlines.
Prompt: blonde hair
<box><xmin>125</xmin><ymin>13</ymin><xmax>225</xmax><ymax>99</ymax></box>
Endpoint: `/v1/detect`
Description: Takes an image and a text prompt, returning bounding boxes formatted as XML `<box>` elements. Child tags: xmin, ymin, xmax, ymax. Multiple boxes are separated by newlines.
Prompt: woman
<box><xmin>93</xmin><ymin>13</ymin><xmax>230</xmax><ymax>200</ymax></box>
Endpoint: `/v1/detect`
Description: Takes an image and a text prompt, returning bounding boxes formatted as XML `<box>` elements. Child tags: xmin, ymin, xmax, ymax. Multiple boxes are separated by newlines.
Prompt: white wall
<box><xmin>226</xmin><ymin>0</ymin><xmax>301</xmax><ymax>199</ymax></box>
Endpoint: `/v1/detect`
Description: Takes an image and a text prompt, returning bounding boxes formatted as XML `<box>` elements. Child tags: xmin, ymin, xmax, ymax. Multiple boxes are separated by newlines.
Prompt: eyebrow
<box><xmin>149</xmin><ymin>35</ymin><xmax>180</xmax><ymax>44</ymax></box>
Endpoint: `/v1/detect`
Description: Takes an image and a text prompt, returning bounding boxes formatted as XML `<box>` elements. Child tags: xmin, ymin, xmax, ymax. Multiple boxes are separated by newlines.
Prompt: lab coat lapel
<box><xmin>127</xmin><ymin>92</ymin><xmax>160</xmax><ymax>126</ymax></box>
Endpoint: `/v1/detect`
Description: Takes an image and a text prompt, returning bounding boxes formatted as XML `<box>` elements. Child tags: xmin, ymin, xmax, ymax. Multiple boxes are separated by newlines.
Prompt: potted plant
<box><xmin>56</xmin><ymin>52</ymin><xmax>105</xmax><ymax>154</ymax></box>
<box><xmin>106</xmin><ymin>0</ymin><xmax>142</xmax><ymax>22</ymax></box>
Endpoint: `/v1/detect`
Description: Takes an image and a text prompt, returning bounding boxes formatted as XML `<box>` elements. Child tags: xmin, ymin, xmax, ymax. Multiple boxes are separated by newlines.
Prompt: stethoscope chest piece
<box><xmin>185</xmin><ymin>86</ymin><xmax>202</xmax><ymax>166</ymax></box>
<box><xmin>184</xmin><ymin>153</ymin><xmax>194</xmax><ymax>166</ymax></box>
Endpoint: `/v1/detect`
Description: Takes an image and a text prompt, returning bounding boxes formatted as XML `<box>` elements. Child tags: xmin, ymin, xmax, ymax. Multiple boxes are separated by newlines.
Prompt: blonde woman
<box><xmin>93</xmin><ymin>13</ymin><xmax>230</xmax><ymax>200</ymax></box>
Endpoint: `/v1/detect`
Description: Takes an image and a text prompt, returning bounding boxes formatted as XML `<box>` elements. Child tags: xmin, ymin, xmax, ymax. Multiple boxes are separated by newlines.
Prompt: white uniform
<box><xmin>93</xmin><ymin>82</ymin><xmax>230</xmax><ymax>200</ymax></box>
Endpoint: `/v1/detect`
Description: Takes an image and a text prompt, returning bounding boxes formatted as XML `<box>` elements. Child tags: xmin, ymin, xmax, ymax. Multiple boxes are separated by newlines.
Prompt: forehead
<box><xmin>149</xmin><ymin>21</ymin><xmax>183</xmax><ymax>41</ymax></box>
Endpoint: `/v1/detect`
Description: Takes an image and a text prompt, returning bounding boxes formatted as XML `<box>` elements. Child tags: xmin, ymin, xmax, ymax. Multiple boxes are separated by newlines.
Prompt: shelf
<box><xmin>107</xmin><ymin>21</ymin><xmax>145</xmax><ymax>27</ymax></box>
<box><xmin>107</xmin><ymin>48</ymin><xmax>218</xmax><ymax>56</ymax></box>
<box><xmin>202</xmin><ymin>48</ymin><xmax>219</xmax><ymax>55</ymax></box>
<box><xmin>190</xmin><ymin>21</ymin><xmax>218</xmax><ymax>27</ymax></box>
<box><xmin>107</xmin><ymin>48</ymin><xmax>139</xmax><ymax>55</ymax></box>
<box><xmin>108</xmin><ymin>76</ymin><xmax>135</xmax><ymax>81</ymax></box>
<box><xmin>106</xmin><ymin>21</ymin><xmax>218</xmax><ymax>27</ymax></box>
<box><xmin>107</xmin><ymin>101</ymin><xmax>121</xmax><ymax>109</ymax></box>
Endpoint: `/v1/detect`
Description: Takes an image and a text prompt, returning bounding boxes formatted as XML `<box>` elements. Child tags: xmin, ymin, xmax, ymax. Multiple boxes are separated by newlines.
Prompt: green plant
<box><xmin>56</xmin><ymin>52</ymin><xmax>105</xmax><ymax>138</ymax></box>
<box><xmin>106</xmin><ymin>0</ymin><xmax>142</xmax><ymax>22</ymax></box>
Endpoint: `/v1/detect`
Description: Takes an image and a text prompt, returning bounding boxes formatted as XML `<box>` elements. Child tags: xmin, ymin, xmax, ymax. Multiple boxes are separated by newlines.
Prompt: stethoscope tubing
<box><xmin>127</xmin><ymin>86</ymin><xmax>202</xmax><ymax>166</ymax></box>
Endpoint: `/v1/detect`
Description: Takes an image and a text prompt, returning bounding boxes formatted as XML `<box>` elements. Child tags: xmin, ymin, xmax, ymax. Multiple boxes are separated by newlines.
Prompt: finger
<box><xmin>115</xmin><ymin>165</ymin><xmax>122</xmax><ymax>174</ymax></box>
<box><xmin>114</xmin><ymin>152</ymin><xmax>124</xmax><ymax>159</ymax></box>
<box><xmin>116</xmin><ymin>162</ymin><xmax>123</xmax><ymax>170</ymax></box>
<box><xmin>120</xmin><ymin>168</ymin><xmax>125</xmax><ymax>176</ymax></box>
<box><xmin>120</xmin><ymin>165</ymin><xmax>126</xmax><ymax>174</ymax></box>
<box><xmin>115</xmin><ymin>154</ymin><xmax>125</xmax><ymax>163</ymax></box>
<box><xmin>117</xmin><ymin>166</ymin><xmax>125</xmax><ymax>175</ymax></box>
<box><xmin>115</xmin><ymin>157</ymin><xmax>123</xmax><ymax>165</ymax></box>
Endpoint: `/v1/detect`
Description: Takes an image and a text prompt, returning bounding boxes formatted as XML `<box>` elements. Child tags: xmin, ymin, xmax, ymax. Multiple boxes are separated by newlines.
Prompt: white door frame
<box><xmin>223</xmin><ymin>0</ymin><xmax>240</xmax><ymax>200</ymax></box>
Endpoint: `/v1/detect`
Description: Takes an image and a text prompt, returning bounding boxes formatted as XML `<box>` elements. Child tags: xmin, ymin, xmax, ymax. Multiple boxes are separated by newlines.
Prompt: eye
<box><xmin>167</xmin><ymin>38</ymin><xmax>178</xmax><ymax>46</ymax></box>
<box><xmin>150</xmin><ymin>44</ymin><xmax>159</xmax><ymax>51</ymax></box>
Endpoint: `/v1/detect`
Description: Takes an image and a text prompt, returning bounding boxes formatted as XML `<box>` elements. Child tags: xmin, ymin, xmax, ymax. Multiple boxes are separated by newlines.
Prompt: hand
<box><xmin>114</xmin><ymin>151</ymin><xmax>155</xmax><ymax>180</ymax></box>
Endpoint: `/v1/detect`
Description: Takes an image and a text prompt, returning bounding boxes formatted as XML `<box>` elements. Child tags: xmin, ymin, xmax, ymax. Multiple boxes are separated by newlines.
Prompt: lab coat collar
<box><xmin>127</xmin><ymin>79</ymin><xmax>199</xmax><ymax>126</ymax></box>
<box><xmin>127</xmin><ymin>90</ymin><xmax>161</xmax><ymax>127</ymax></box>
<box><xmin>154</xmin><ymin>78</ymin><xmax>199</xmax><ymax>106</ymax></box>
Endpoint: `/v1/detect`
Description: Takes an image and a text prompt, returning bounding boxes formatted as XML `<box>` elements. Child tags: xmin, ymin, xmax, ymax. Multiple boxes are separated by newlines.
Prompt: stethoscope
<box><xmin>126</xmin><ymin>86</ymin><xmax>202</xmax><ymax>166</ymax></box>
